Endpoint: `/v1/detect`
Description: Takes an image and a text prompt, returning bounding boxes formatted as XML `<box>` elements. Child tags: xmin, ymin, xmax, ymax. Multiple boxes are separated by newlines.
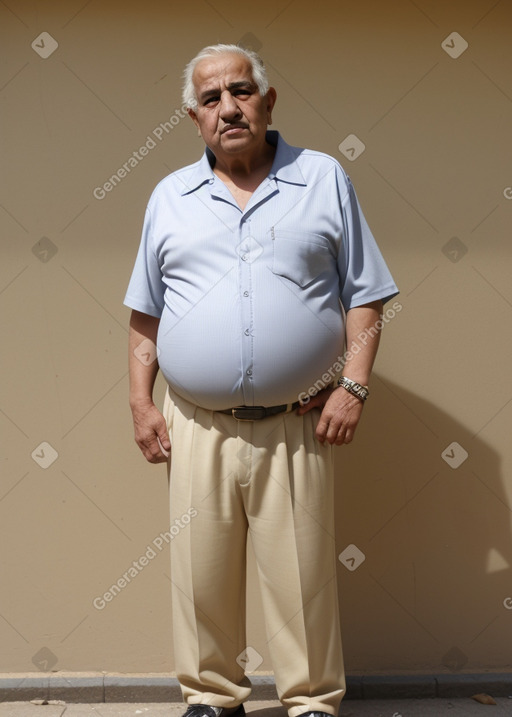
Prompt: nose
<box><xmin>219</xmin><ymin>90</ymin><xmax>242</xmax><ymax>122</ymax></box>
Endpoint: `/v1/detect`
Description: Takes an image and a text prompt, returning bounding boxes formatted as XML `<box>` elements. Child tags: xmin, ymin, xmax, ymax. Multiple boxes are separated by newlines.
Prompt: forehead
<box><xmin>192</xmin><ymin>53</ymin><xmax>255</xmax><ymax>92</ymax></box>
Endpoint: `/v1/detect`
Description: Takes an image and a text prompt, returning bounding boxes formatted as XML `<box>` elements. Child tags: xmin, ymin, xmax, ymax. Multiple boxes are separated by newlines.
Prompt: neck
<box><xmin>213</xmin><ymin>140</ymin><xmax>276</xmax><ymax>183</ymax></box>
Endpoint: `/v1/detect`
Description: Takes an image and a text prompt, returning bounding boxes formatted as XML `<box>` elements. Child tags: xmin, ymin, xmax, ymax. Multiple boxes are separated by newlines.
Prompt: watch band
<box><xmin>337</xmin><ymin>376</ymin><xmax>370</xmax><ymax>402</ymax></box>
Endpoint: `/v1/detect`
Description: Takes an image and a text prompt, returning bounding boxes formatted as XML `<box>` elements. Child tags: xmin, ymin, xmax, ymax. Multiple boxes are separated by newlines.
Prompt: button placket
<box><xmin>235</xmin><ymin>190</ymin><xmax>278</xmax><ymax>402</ymax></box>
<box><xmin>237</xmin><ymin>217</ymin><xmax>256</xmax><ymax>400</ymax></box>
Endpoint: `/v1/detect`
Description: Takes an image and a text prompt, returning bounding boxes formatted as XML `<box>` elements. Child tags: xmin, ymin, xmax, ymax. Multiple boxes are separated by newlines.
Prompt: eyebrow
<box><xmin>199</xmin><ymin>81</ymin><xmax>256</xmax><ymax>102</ymax></box>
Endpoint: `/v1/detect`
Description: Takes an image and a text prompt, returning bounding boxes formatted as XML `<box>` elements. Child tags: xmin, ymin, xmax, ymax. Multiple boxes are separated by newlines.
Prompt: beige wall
<box><xmin>1</xmin><ymin>0</ymin><xmax>511</xmax><ymax>677</ymax></box>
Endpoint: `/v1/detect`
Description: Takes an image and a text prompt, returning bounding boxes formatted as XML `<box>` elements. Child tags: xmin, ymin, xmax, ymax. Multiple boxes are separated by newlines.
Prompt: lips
<box><xmin>221</xmin><ymin>125</ymin><xmax>248</xmax><ymax>134</ymax></box>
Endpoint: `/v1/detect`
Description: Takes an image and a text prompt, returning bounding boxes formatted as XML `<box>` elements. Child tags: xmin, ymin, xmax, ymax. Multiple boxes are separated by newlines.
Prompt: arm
<box><xmin>297</xmin><ymin>300</ymin><xmax>383</xmax><ymax>445</ymax></box>
<box><xmin>129</xmin><ymin>309</ymin><xmax>171</xmax><ymax>463</ymax></box>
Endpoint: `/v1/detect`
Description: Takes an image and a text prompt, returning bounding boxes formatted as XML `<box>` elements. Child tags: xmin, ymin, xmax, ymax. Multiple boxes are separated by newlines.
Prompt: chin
<box><xmin>225</xmin><ymin>142</ymin><xmax>251</xmax><ymax>150</ymax></box>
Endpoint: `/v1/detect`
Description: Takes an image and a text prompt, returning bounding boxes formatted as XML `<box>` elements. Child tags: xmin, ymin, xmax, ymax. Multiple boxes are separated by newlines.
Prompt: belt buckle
<box><xmin>231</xmin><ymin>406</ymin><xmax>266</xmax><ymax>421</ymax></box>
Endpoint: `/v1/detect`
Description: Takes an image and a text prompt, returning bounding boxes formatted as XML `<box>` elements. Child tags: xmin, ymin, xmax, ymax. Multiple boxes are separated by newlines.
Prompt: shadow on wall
<box><xmin>334</xmin><ymin>374</ymin><xmax>512</xmax><ymax>674</ymax></box>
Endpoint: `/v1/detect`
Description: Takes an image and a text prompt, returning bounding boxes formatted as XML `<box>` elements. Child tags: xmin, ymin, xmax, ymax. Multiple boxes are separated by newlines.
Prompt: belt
<box><xmin>219</xmin><ymin>402</ymin><xmax>300</xmax><ymax>421</ymax></box>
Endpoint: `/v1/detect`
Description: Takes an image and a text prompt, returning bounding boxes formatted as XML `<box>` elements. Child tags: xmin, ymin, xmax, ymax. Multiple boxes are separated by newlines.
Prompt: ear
<box><xmin>266</xmin><ymin>87</ymin><xmax>277</xmax><ymax>125</ymax></box>
<box><xmin>188</xmin><ymin>107</ymin><xmax>202</xmax><ymax>137</ymax></box>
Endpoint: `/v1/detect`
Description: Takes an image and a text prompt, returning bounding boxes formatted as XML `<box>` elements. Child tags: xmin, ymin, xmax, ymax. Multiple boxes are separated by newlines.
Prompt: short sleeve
<box><xmin>123</xmin><ymin>207</ymin><xmax>165</xmax><ymax>318</ymax></box>
<box><xmin>338</xmin><ymin>176</ymin><xmax>399</xmax><ymax>312</ymax></box>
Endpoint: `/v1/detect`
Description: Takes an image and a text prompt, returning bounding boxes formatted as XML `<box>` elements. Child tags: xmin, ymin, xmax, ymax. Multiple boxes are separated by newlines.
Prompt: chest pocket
<box><xmin>271</xmin><ymin>230</ymin><xmax>335</xmax><ymax>288</ymax></box>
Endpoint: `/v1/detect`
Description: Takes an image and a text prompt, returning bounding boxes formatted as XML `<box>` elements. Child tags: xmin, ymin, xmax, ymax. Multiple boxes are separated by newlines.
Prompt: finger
<box><xmin>296</xmin><ymin>402</ymin><xmax>311</xmax><ymax>415</ymax></box>
<box><xmin>328</xmin><ymin>416</ymin><xmax>354</xmax><ymax>445</ymax></box>
<box><xmin>297</xmin><ymin>387</ymin><xmax>333</xmax><ymax>415</ymax></box>
<box><xmin>148</xmin><ymin>435</ymin><xmax>169</xmax><ymax>462</ymax></box>
<box><xmin>148</xmin><ymin>454</ymin><xmax>168</xmax><ymax>464</ymax></box>
<box><xmin>157</xmin><ymin>435</ymin><xmax>171</xmax><ymax>458</ymax></box>
<box><xmin>154</xmin><ymin>415</ymin><xmax>172</xmax><ymax>452</ymax></box>
<box><xmin>315</xmin><ymin>413</ymin><xmax>330</xmax><ymax>443</ymax></box>
<box><xmin>343</xmin><ymin>428</ymin><xmax>353</xmax><ymax>444</ymax></box>
<box><xmin>329</xmin><ymin>424</ymin><xmax>346</xmax><ymax>445</ymax></box>
<box><xmin>334</xmin><ymin>429</ymin><xmax>348</xmax><ymax>446</ymax></box>
<box><xmin>319</xmin><ymin>411</ymin><xmax>340</xmax><ymax>444</ymax></box>
<box><xmin>297</xmin><ymin>396</ymin><xmax>319</xmax><ymax>414</ymax></box>
<box><xmin>138</xmin><ymin>435</ymin><xmax>167</xmax><ymax>464</ymax></box>
<box><xmin>336</xmin><ymin>425</ymin><xmax>355</xmax><ymax>446</ymax></box>
<box><xmin>145</xmin><ymin>446</ymin><xmax>168</xmax><ymax>464</ymax></box>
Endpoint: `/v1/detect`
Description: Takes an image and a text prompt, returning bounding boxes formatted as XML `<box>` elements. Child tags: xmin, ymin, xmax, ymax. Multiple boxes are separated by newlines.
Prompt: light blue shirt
<box><xmin>124</xmin><ymin>131</ymin><xmax>398</xmax><ymax>410</ymax></box>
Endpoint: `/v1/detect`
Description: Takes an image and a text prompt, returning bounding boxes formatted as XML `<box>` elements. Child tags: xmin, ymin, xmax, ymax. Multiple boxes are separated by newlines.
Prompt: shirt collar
<box><xmin>179</xmin><ymin>130</ymin><xmax>307</xmax><ymax>196</ymax></box>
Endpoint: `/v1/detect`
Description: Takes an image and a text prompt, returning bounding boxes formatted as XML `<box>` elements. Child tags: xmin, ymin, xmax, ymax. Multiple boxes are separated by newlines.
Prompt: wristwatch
<box><xmin>337</xmin><ymin>376</ymin><xmax>370</xmax><ymax>402</ymax></box>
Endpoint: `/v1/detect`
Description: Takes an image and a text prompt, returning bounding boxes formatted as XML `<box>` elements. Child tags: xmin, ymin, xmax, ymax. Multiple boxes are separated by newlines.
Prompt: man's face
<box><xmin>188</xmin><ymin>53</ymin><xmax>276</xmax><ymax>160</ymax></box>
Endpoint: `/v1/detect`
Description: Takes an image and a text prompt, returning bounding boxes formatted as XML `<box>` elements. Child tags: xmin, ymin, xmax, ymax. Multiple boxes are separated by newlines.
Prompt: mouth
<box><xmin>221</xmin><ymin>125</ymin><xmax>248</xmax><ymax>135</ymax></box>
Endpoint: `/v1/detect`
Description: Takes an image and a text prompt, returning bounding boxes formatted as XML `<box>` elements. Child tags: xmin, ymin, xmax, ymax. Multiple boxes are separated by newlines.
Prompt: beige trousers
<box><xmin>163</xmin><ymin>387</ymin><xmax>345</xmax><ymax>717</ymax></box>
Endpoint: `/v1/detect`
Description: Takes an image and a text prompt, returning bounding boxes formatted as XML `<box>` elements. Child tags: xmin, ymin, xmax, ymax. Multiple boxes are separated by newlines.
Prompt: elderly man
<box><xmin>125</xmin><ymin>44</ymin><xmax>398</xmax><ymax>717</ymax></box>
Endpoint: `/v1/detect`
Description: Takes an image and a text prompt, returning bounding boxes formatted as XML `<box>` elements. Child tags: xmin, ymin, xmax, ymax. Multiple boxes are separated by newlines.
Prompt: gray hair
<box><xmin>182</xmin><ymin>43</ymin><xmax>269</xmax><ymax>110</ymax></box>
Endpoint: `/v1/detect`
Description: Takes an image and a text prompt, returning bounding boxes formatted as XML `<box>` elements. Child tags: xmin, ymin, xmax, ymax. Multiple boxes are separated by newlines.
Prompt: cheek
<box><xmin>200</xmin><ymin>114</ymin><xmax>220</xmax><ymax>135</ymax></box>
<box><xmin>252</xmin><ymin>104</ymin><xmax>269</xmax><ymax>123</ymax></box>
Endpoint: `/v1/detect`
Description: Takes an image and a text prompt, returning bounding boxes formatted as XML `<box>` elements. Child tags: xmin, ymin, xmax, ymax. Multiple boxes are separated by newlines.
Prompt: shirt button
<box><xmin>246</xmin><ymin>369</ymin><xmax>252</xmax><ymax>376</ymax></box>
<box><xmin>244</xmin><ymin>329</ymin><xmax>250</xmax><ymax>336</ymax></box>
<box><xmin>243</xmin><ymin>291</ymin><xmax>249</xmax><ymax>297</ymax></box>
<box><xmin>242</xmin><ymin>255</ymin><xmax>248</xmax><ymax>262</ymax></box>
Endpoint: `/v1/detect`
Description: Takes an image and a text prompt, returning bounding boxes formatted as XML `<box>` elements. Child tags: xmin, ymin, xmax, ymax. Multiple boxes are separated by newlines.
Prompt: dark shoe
<box><xmin>182</xmin><ymin>705</ymin><xmax>246</xmax><ymax>717</ymax></box>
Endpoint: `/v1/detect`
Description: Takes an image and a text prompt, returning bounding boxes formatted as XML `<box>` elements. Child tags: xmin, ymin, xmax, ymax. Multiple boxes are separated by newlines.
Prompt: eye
<box><xmin>203</xmin><ymin>96</ymin><xmax>220</xmax><ymax>106</ymax></box>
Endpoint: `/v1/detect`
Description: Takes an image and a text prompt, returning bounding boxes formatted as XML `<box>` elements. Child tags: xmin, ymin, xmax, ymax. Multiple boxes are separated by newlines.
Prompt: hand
<box><xmin>130</xmin><ymin>400</ymin><xmax>171</xmax><ymax>463</ymax></box>
<box><xmin>297</xmin><ymin>386</ymin><xmax>364</xmax><ymax>445</ymax></box>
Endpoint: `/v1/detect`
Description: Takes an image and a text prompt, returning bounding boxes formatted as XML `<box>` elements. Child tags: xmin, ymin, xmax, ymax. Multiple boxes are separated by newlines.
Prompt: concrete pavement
<box><xmin>1</xmin><ymin>698</ymin><xmax>512</xmax><ymax>716</ymax></box>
